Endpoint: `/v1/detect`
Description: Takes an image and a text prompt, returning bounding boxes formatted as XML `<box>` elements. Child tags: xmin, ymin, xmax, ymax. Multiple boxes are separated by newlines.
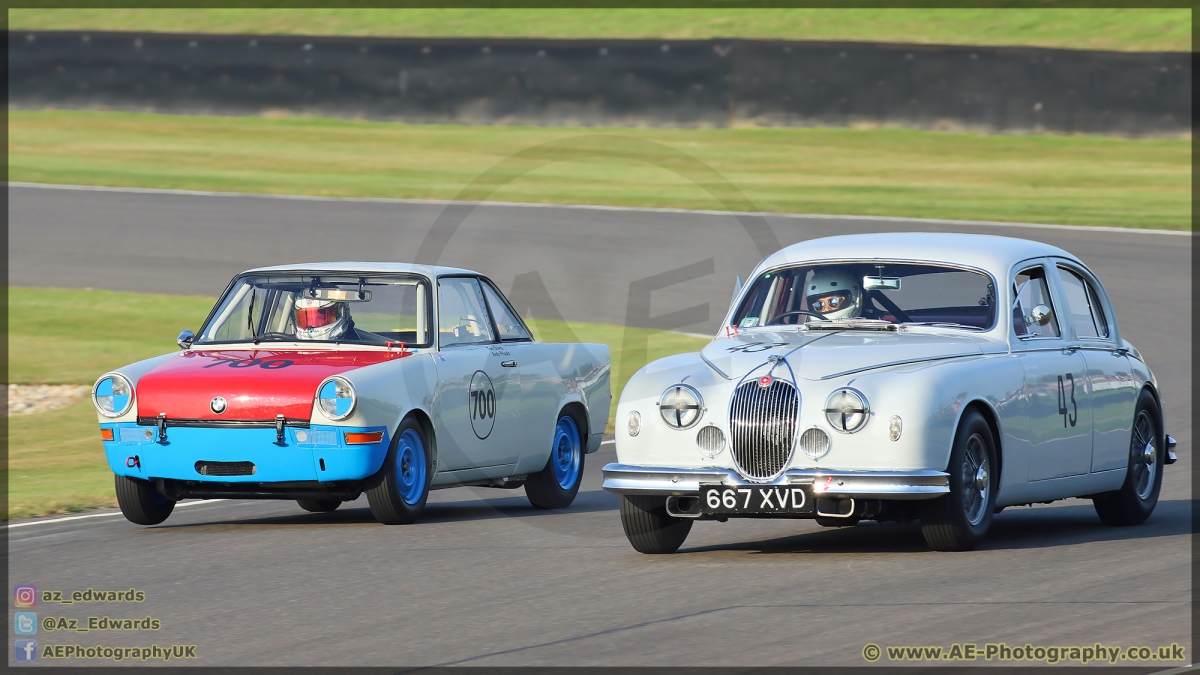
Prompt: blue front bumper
<box><xmin>102</xmin><ymin>423</ymin><xmax>390</xmax><ymax>483</ymax></box>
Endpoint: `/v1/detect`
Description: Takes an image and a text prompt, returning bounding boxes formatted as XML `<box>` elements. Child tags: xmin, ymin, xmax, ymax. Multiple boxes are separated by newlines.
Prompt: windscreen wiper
<box><xmin>901</xmin><ymin>321</ymin><xmax>985</xmax><ymax>331</ymax></box>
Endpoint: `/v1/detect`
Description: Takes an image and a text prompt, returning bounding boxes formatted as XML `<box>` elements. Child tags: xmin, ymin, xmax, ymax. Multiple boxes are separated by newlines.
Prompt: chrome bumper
<box><xmin>1165</xmin><ymin>435</ymin><xmax>1178</xmax><ymax>465</ymax></box>
<box><xmin>601</xmin><ymin>463</ymin><xmax>949</xmax><ymax>500</ymax></box>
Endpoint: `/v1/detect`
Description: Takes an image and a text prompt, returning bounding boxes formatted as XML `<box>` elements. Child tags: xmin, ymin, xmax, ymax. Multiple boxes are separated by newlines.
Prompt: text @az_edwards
<box><xmin>861</xmin><ymin>642</ymin><xmax>1187</xmax><ymax>664</ymax></box>
<box><xmin>41</xmin><ymin>616</ymin><xmax>161</xmax><ymax>632</ymax></box>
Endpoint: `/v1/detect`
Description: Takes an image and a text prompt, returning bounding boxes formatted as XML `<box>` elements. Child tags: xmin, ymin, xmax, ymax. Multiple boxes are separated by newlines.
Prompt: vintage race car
<box><xmin>603</xmin><ymin>233</ymin><xmax>1176</xmax><ymax>553</ymax></box>
<box><xmin>94</xmin><ymin>263</ymin><xmax>610</xmax><ymax>525</ymax></box>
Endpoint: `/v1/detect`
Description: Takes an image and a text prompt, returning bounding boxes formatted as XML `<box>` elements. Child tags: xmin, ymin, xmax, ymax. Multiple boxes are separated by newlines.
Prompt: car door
<box><xmin>478</xmin><ymin>279</ymin><xmax>559</xmax><ymax>467</ymax></box>
<box><xmin>431</xmin><ymin>276</ymin><xmax>522</xmax><ymax>474</ymax></box>
<box><xmin>1053</xmin><ymin>262</ymin><xmax>1137</xmax><ymax>473</ymax></box>
<box><xmin>1012</xmin><ymin>261</ymin><xmax>1093</xmax><ymax>481</ymax></box>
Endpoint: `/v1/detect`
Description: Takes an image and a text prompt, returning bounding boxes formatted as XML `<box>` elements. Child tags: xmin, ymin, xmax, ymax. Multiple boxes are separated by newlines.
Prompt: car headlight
<box><xmin>658</xmin><ymin>384</ymin><xmax>704</xmax><ymax>430</ymax></box>
<box><xmin>824</xmin><ymin>388</ymin><xmax>870</xmax><ymax>433</ymax></box>
<box><xmin>92</xmin><ymin>373</ymin><xmax>134</xmax><ymax>418</ymax></box>
<box><xmin>316</xmin><ymin>376</ymin><xmax>356</xmax><ymax>421</ymax></box>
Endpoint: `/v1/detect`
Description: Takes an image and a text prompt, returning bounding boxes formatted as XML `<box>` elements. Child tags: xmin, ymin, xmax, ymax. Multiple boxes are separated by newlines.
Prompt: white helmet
<box><xmin>293</xmin><ymin>297</ymin><xmax>348</xmax><ymax>341</ymax></box>
<box><xmin>805</xmin><ymin>268</ymin><xmax>862</xmax><ymax>321</ymax></box>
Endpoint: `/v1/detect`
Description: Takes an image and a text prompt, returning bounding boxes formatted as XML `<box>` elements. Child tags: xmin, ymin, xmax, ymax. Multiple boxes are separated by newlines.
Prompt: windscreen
<box><xmin>732</xmin><ymin>262</ymin><xmax>996</xmax><ymax>330</ymax></box>
<box><xmin>197</xmin><ymin>275</ymin><xmax>431</xmax><ymax>346</ymax></box>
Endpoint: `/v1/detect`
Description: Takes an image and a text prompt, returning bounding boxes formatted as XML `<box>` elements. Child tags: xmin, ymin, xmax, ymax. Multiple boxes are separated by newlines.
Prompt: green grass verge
<box><xmin>8</xmin><ymin>8</ymin><xmax>1191</xmax><ymax>52</ymax></box>
<box><xmin>11</xmin><ymin>111</ymin><xmax>1190</xmax><ymax>230</ymax></box>
<box><xmin>7</xmin><ymin>286</ymin><xmax>707</xmax><ymax>518</ymax></box>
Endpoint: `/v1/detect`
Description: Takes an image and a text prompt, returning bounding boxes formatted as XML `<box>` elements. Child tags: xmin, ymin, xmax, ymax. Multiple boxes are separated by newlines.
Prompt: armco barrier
<box><xmin>9</xmin><ymin>31</ymin><xmax>1190</xmax><ymax>136</ymax></box>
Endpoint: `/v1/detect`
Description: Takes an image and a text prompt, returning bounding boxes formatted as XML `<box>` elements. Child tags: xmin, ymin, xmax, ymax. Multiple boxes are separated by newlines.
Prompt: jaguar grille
<box><xmin>728</xmin><ymin>378</ymin><xmax>799</xmax><ymax>480</ymax></box>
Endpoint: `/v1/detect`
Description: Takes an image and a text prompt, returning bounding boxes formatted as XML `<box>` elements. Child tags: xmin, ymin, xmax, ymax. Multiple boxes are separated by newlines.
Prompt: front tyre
<box><xmin>297</xmin><ymin>498</ymin><xmax>341</xmax><ymax>513</ymax></box>
<box><xmin>619</xmin><ymin>495</ymin><xmax>693</xmax><ymax>554</ymax></box>
<box><xmin>920</xmin><ymin>410</ymin><xmax>997</xmax><ymax>551</ymax></box>
<box><xmin>1093</xmin><ymin>390</ymin><xmax>1163</xmax><ymax>526</ymax></box>
<box><xmin>114</xmin><ymin>475</ymin><xmax>175</xmax><ymax>525</ymax></box>
<box><xmin>366</xmin><ymin>419</ymin><xmax>431</xmax><ymax>525</ymax></box>
<box><xmin>525</xmin><ymin>411</ymin><xmax>585</xmax><ymax>509</ymax></box>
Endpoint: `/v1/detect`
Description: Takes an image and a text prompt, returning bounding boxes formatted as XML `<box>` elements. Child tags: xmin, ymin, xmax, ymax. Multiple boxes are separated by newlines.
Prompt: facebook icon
<box><xmin>15</xmin><ymin>639</ymin><xmax>37</xmax><ymax>662</ymax></box>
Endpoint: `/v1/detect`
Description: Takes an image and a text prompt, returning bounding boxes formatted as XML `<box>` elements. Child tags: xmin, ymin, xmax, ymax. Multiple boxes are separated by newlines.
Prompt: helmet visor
<box><xmin>294</xmin><ymin>304</ymin><xmax>342</xmax><ymax>330</ymax></box>
<box><xmin>807</xmin><ymin>290</ymin><xmax>853</xmax><ymax>315</ymax></box>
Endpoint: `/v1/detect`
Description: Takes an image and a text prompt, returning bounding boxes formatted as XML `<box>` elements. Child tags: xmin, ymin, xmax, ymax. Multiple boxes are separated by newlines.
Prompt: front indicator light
<box><xmin>344</xmin><ymin>431</ymin><xmax>385</xmax><ymax>445</ymax></box>
<box><xmin>627</xmin><ymin>411</ymin><xmax>641</xmax><ymax>437</ymax></box>
<box><xmin>889</xmin><ymin>416</ymin><xmax>903</xmax><ymax>441</ymax></box>
<box><xmin>100</xmin><ymin>428</ymin><xmax>115</xmax><ymax>441</ymax></box>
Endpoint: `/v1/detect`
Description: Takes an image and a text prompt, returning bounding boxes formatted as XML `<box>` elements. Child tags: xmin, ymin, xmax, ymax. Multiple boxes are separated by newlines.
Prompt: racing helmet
<box><xmin>293</xmin><ymin>297</ymin><xmax>348</xmax><ymax>340</ymax></box>
<box><xmin>805</xmin><ymin>268</ymin><xmax>862</xmax><ymax>321</ymax></box>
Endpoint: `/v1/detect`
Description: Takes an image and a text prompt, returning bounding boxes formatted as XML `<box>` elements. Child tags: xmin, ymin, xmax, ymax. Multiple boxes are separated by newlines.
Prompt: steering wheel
<box><xmin>767</xmin><ymin>310</ymin><xmax>829</xmax><ymax>325</ymax></box>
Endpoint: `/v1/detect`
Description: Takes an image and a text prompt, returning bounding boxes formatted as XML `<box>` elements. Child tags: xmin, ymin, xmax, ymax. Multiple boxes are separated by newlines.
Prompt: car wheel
<box><xmin>920</xmin><ymin>410</ymin><xmax>997</xmax><ymax>551</ymax></box>
<box><xmin>114</xmin><ymin>475</ymin><xmax>175</xmax><ymax>525</ymax></box>
<box><xmin>366</xmin><ymin>418</ymin><xmax>431</xmax><ymax>525</ymax></box>
<box><xmin>525</xmin><ymin>411</ymin><xmax>585</xmax><ymax>509</ymax></box>
<box><xmin>297</xmin><ymin>498</ymin><xmax>341</xmax><ymax>513</ymax></box>
<box><xmin>619</xmin><ymin>495</ymin><xmax>693</xmax><ymax>554</ymax></box>
<box><xmin>1093</xmin><ymin>390</ymin><xmax>1163</xmax><ymax>526</ymax></box>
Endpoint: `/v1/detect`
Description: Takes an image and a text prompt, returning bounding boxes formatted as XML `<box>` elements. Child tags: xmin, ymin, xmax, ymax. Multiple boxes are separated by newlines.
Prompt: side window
<box><xmin>1012</xmin><ymin>266</ymin><xmax>1060</xmax><ymax>338</ymax></box>
<box><xmin>437</xmin><ymin>277</ymin><xmax>495</xmax><ymax>346</ymax></box>
<box><xmin>480</xmin><ymin>282</ymin><xmax>532</xmax><ymax>341</ymax></box>
<box><xmin>1057</xmin><ymin>266</ymin><xmax>1109</xmax><ymax>339</ymax></box>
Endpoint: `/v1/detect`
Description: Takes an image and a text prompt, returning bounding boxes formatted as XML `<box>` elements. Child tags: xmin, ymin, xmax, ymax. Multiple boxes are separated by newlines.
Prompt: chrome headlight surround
<box><xmin>92</xmin><ymin>373</ymin><xmax>135</xmax><ymax>418</ymax></box>
<box><xmin>658</xmin><ymin>384</ymin><xmax>704</xmax><ymax>430</ymax></box>
<box><xmin>824</xmin><ymin>387</ymin><xmax>870</xmax><ymax>434</ymax></box>
<box><xmin>316</xmin><ymin>376</ymin><xmax>357</xmax><ymax>421</ymax></box>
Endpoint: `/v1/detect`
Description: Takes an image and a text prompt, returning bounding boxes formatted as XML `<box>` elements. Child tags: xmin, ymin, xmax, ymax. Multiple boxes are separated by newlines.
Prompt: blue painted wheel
<box><xmin>395</xmin><ymin>428</ymin><xmax>427</xmax><ymax>505</ymax></box>
<box><xmin>551</xmin><ymin>415</ymin><xmax>582</xmax><ymax>490</ymax></box>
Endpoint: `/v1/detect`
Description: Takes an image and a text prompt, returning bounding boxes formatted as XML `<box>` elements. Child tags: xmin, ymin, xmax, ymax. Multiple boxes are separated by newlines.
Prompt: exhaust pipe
<box><xmin>665</xmin><ymin>495</ymin><xmax>703</xmax><ymax>518</ymax></box>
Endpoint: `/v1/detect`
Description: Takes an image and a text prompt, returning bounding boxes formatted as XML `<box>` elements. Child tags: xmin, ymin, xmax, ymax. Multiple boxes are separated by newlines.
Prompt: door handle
<box><xmin>1063</xmin><ymin>344</ymin><xmax>1081</xmax><ymax>355</ymax></box>
<box><xmin>501</xmin><ymin>360</ymin><xmax>517</xmax><ymax>368</ymax></box>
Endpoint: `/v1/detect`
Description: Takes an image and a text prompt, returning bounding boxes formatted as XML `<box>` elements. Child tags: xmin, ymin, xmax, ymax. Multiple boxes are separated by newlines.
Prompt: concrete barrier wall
<box><xmin>9</xmin><ymin>31</ymin><xmax>1190</xmax><ymax>136</ymax></box>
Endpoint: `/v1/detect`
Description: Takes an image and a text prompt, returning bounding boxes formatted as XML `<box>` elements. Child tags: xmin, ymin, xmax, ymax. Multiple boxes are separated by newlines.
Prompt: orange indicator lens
<box><xmin>100</xmin><ymin>428</ymin><xmax>115</xmax><ymax>441</ymax></box>
<box><xmin>343</xmin><ymin>431</ymin><xmax>384</xmax><ymax>445</ymax></box>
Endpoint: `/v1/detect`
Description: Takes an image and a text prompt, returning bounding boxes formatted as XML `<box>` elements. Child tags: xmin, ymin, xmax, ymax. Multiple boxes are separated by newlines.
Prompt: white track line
<box><xmin>8</xmin><ymin>182</ymin><xmax>1188</xmax><ymax>237</ymax></box>
<box><xmin>6</xmin><ymin>499</ymin><xmax>227</xmax><ymax>530</ymax></box>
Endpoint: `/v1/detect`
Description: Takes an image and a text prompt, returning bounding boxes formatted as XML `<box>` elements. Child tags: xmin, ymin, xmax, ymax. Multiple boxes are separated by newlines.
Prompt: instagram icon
<box><xmin>13</xmin><ymin>585</ymin><xmax>36</xmax><ymax>608</ymax></box>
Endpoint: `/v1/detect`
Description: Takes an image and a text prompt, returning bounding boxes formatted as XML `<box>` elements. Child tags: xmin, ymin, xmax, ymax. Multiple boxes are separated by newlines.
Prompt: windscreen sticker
<box><xmin>740</xmin><ymin>317</ymin><xmax>760</xmax><ymax>327</ymax></box>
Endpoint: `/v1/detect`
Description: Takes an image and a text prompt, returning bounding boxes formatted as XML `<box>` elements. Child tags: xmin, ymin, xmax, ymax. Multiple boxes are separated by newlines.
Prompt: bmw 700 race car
<box><xmin>93</xmin><ymin>263</ymin><xmax>610</xmax><ymax>526</ymax></box>
<box><xmin>603</xmin><ymin>233</ymin><xmax>1177</xmax><ymax>553</ymax></box>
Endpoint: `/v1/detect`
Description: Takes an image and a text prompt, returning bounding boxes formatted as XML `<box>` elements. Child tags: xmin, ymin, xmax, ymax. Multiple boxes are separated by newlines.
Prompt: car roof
<box><xmin>244</xmin><ymin>262</ymin><xmax>478</xmax><ymax>278</ymax></box>
<box><xmin>755</xmin><ymin>232</ymin><xmax>1082</xmax><ymax>274</ymax></box>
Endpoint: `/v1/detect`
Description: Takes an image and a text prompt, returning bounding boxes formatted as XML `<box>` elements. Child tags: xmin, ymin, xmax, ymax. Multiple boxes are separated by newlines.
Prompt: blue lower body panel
<box><xmin>102</xmin><ymin>423</ymin><xmax>390</xmax><ymax>483</ymax></box>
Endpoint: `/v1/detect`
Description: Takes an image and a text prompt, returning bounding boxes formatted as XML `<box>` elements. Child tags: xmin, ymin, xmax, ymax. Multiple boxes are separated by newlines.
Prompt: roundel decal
<box><xmin>469</xmin><ymin>370</ymin><xmax>496</xmax><ymax>439</ymax></box>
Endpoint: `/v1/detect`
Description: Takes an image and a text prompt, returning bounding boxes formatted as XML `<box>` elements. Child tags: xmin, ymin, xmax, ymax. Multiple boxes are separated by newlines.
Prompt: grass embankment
<box><xmin>11</xmin><ymin>111</ymin><xmax>1190</xmax><ymax>230</ymax></box>
<box><xmin>8</xmin><ymin>8</ymin><xmax>1190</xmax><ymax>52</ymax></box>
<box><xmin>7</xmin><ymin>287</ymin><xmax>706</xmax><ymax>518</ymax></box>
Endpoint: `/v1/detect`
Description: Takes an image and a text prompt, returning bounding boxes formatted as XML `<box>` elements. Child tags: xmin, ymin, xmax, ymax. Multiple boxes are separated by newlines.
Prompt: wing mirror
<box><xmin>177</xmin><ymin>329</ymin><xmax>195</xmax><ymax>350</ymax></box>
<box><xmin>1029</xmin><ymin>305</ymin><xmax>1053</xmax><ymax>326</ymax></box>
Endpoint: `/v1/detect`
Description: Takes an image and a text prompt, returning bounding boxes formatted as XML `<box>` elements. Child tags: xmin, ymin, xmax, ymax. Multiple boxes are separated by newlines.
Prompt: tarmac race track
<box><xmin>8</xmin><ymin>184</ymin><xmax>1192</xmax><ymax>667</ymax></box>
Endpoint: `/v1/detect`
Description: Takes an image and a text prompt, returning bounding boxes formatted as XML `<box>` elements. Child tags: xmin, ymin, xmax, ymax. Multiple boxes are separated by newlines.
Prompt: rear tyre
<box><xmin>366</xmin><ymin>418</ymin><xmax>431</xmax><ymax>525</ymax></box>
<box><xmin>921</xmin><ymin>410</ymin><xmax>997</xmax><ymax>551</ymax></box>
<box><xmin>114</xmin><ymin>475</ymin><xmax>175</xmax><ymax>525</ymax></box>
<box><xmin>1093</xmin><ymin>390</ymin><xmax>1163</xmax><ymax>526</ymax></box>
<box><xmin>525</xmin><ymin>411</ymin><xmax>585</xmax><ymax>509</ymax></box>
<box><xmin>619</xmin><ymin>495</ymin><xmax>693</xmax><ymax>554</ymax></box>
<box><xmin>297</xmin><ymin>498</ymin><xmax>341</xmax><ymax>513</ymax></box>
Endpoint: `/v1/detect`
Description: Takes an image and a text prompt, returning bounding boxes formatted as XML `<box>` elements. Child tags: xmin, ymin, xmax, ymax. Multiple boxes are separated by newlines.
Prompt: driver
<box><xmin>805</xmin><ymin>269</ymin><xmax>862</xmax><ymax>320</ymax></box>
<box><xmin>294</xmin><ymin>297</ymin><xmax>353</xmax><ymax>340</ymax></box>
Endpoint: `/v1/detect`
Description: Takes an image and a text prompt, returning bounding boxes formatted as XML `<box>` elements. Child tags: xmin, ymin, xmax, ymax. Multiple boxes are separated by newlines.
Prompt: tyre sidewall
<box><xmin>937</xmin><ymin>411</ymin><xmax>997</xmax><ymax>544</ymax></box>
<box><xmin>1116</xmin><ymin>391</ymin><xmax>1164</xmax><ymax>521</ymax></box>
<box><xmin>526</xmin><ymin>408</ymin><xmax>586</xmax><ymax>508</ymax></box>
<box><xmin>377</xmin><ymin>418</ymin><xmax>433</xmax><ymax>520</ymax></box>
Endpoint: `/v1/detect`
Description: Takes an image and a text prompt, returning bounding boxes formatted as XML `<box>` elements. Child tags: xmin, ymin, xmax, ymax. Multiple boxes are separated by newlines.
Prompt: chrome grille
<box><xmin>728</xmin><ymin>379</ymin><xmax>799</xmax><ymax>480</ymax></box>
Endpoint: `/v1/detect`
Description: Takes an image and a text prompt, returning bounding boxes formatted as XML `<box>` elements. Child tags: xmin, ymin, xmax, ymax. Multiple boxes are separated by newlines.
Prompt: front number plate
<box><xmin>700</xmin><ymin>484</ymin><xmax>814</xmax><ymax>515</ymax></box>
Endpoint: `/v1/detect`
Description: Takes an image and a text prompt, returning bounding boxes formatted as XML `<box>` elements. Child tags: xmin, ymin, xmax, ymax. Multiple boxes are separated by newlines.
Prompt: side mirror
<box><xmin>1029</xmin><ymin>305</ymin><xmax>1053</xmax><ymax>326</ymax></box>
<box><xmin>177</xmin><ymin>329</ymin><xmax>195</xmax><ymax>350</ymax></box>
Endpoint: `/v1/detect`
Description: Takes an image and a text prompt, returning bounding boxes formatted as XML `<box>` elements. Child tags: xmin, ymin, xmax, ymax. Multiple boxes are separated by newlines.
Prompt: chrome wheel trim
<box><xmin>1130</xmin><ymin>411</ymin><xmax>1157</xmax><ymax>501</ymax></box>
<box><xmin>961</xmin><ymin>433</ymin><xmax>990</xmax><ymax>526</ymax></box>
